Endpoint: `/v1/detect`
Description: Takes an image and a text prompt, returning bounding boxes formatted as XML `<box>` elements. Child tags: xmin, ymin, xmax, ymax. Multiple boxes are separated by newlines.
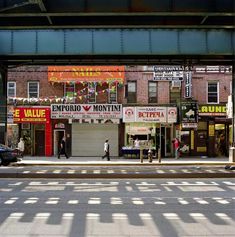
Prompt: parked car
<box><xmin>0</xmin><ymin>144</ymin><xmax>19</xmax><ymax>166</ymax></box>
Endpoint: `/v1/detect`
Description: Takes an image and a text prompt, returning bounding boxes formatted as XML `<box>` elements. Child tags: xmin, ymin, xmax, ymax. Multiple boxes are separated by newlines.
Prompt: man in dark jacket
<box><xmin>58</xmin><ymin>136</ymin><xmax>69</xmax><ymax>159</ymax></box>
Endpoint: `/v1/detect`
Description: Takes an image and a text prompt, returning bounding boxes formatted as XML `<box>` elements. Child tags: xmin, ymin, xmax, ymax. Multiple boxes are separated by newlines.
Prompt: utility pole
<box><xmin>229</xmin><ymin>63</ymin><xmax>235</xmax><ymax>162</ymax></box>
<box><xmin>0</xmin><ymin>66</ymin><xmax>7</xmax><ymax>144</ymax></box>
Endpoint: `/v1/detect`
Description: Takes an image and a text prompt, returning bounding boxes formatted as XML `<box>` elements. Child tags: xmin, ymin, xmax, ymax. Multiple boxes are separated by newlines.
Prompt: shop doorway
<box><xmin>54</xmin><ymin>130</ymin><xmax>65</xmax><ymax>156</ymax></box>
<box><xmin>159</xmin><ymin>126</ymin><xmax>172</xmax><ymax>157</ymax></box>
<box><xmin>35</xmin><ymin>130</ymin><xmax>45</xmax><ymax>156</ymax></box>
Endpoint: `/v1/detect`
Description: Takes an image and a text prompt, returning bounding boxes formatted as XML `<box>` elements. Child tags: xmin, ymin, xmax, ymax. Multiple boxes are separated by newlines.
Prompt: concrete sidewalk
<box><xmin>17</xmin><ymin>156</ymin><xmax>233</xmax><ymax>166</ymax></box>
<box><xmin>0</xmin><ymin>156</ymin><xmax>234</xmax><ymax>179</ymax></box>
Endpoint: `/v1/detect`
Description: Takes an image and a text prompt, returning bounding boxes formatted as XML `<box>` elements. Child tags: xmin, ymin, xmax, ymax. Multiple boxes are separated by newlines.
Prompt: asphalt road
<box><xmin>0</xmin><ymin>178</ymin><xmax>234</xmax><ymax>237</ymax></box>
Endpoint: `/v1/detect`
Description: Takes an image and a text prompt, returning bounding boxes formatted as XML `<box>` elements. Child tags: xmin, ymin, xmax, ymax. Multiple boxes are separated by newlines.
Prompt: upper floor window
<box><xmin>88</xmin><ymin>82</ymin><xmax>96</xmax><ymax>103</ymax></box>
<box><xmin>126</xmin><ymin>81</ymin><xmax>136</xmax><ymax>103</ymax></box>
<box><xmin>109</xmin><ymin>82</ymin><xmax>117</xmax><ymax>103</ymax></box>
<box><xmin>207</xmin><ymin>82</ymin><xmax>219</xmax><ymax>103</ymax></box>
<box><xmin>7</xmin><ymin>81</ymin><xmax>16</xmax><ymax>97</ymax></box>
<box><xmin>28</xmin><ymin>81</ymin><xmax>39</xmax><ymax>98</ymax></box>
<box><xmin>148</xmin><ymin>81</ymin><xmax>157</xmax><ymax>103</ymax></box>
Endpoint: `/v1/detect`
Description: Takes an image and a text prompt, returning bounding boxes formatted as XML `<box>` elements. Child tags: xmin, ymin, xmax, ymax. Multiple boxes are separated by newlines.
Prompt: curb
<box><xmin>14</xmin><ymin>162</ymin><xmax>235</xmax><ymax>167</ymax></box>
<box><xmin>0</xmin><ymin>172</ymin><xmax>234</xmax><ymax>179</ymax></box>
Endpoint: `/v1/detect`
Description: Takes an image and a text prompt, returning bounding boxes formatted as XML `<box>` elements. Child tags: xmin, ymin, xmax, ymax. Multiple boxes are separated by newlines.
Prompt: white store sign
<box><xmin>51</xmin><ymin>104</ymin><xmax>122</xmax><ymax>119</ymax></box>
<box><xmin>136</xmin><ymin>107</ymin><xmax>167</xmax><ymax>123</ymax></box>
<box><xmin>123</xmin><ymin>107</ymin><xmax>177</xmax><ymax>123</ymax></box>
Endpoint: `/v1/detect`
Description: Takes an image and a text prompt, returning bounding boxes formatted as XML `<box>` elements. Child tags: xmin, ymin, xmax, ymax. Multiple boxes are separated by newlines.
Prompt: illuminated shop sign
<box><xmin>198</xmin><ymin>105</ymin><xmax>226</xmax><ymax>116</ymax></box>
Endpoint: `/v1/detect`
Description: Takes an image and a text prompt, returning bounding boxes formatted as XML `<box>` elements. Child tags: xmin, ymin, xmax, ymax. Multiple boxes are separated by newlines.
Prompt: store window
<box><xmin>109</xmin><ymin>82</ymin><xmax>117</xmax><ymax>103</ymax></box>
<box><xmin>207</xmin><ymin>82</ymin><xmax>219</xmax><ymax>103</ymax></box>
<box><xmin>88</xmin><ymin>82</ymin><xmax>96</xmax><ymax>103</ymax></box>
<box><xmin>28</xmin><ymin>81</ymin><xmax>39</xmax><ymax>98</ymax></box>
<box><xmin>7</xmin><ymin>81</ymin><xmax>16</xmax><ymax>97</ymax></box>
<box><xmin>127</xmin><ymin>81</ymin><xmax>136</xmax><ymax>103</ymax></box>
<box><xmin>148</xmin><ymin>81</ymin><xmax>157</xmax><ymax>103</ymax></box>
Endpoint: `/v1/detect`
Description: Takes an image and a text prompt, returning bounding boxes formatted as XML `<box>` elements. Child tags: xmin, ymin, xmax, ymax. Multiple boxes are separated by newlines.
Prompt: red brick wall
<box><xmin>125</xmin><ymin>66</ymin><xmax>170</xmax><ymax>105</ymax></box>
<box><xmin>8</xmin><ymin>66</ymin><xmax>63</xmax><ymax>98</ymax></box>
<box><xmin>192</xmin><ymin>72</ymin><xmax>232</xmax><ymax>104</ymax></box>
<box><xmin>8</xmin><ymin>66</ymin><xmax>124</xmax><ymax>104</ymax></box>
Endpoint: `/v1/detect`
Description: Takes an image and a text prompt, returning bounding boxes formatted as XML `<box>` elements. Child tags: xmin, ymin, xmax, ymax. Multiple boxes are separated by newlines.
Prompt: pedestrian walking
<box><xmin>102</xmin><ymin>139</ymin><xmax>110</xmax><ymax>161</ymax></box>
<box><xmin>58</xmin><ymin>136</ymin><xmax>69</xmax><ymax>159</ymax></box>
<box><xmin>173</xmin><ymin>137</ymin><xmax>180</xmax><ymax>159</ymax></box>
<box><xmin>17</xmin><ymin>138</ymin><xmax>25</xmax><ymax>158</ymax></box>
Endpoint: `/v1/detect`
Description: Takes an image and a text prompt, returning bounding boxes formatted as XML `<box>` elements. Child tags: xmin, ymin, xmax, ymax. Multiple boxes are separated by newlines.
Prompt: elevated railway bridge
<box><xmin>0</xmin><ymin>0</ymin><xmax>234</xmax><ymax>158</ymax></box>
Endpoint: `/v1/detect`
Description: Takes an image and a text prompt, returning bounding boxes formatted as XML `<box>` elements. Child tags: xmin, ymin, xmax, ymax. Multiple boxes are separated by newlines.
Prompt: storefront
<box><xmin>197</xmin><ymin>104</ymin><xmax>230</xmax><ymax>157</ymax></box>
<box><xmin>13</xmin><ymin>106</ymin><xmax>52</xmax><ymax>156</ymax></box>
<box><xmin>180</xmin><ymin>101</ymin><xmax>198</xmax><ymax>157</ymax></box>
<box><xmin>51</xmin><ymin>104</ymin><xmax>122</xmax><ymax>157</ymax></box>
<box><xmin>122</xmin><ymin>106</ymin><xmax>177</xmax><ymax>157</ymax></box>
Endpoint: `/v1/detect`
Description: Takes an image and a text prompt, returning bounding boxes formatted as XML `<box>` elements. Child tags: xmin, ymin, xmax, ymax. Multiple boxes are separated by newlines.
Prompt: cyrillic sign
<box><xmin>123</xmin><ymin>107</ymin><xmax>177</xmax><ymax>123</ymax></box>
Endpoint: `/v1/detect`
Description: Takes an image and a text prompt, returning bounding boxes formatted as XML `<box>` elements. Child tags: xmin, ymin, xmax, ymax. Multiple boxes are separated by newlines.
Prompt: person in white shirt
<box><xmin>102</xmin><ymin>139</ymin><xmax>110</xmax><ymax>161</ymax></box>
<box><xmin>134</xmin><ymin>138</ymin><xmax>140</xmax><ymax>148</ymax></box>
<box><xmin>17</xmin><ymin>138</ymin><xmax>25</xmax><ymax>157</ymax></box>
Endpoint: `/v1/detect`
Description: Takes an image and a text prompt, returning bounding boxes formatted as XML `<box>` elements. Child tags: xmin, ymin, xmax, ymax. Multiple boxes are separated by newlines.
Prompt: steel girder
<box><xmin>0</xmin><ymin>29</ymin><xmax>234</xmax><ymax>58</ymax></box>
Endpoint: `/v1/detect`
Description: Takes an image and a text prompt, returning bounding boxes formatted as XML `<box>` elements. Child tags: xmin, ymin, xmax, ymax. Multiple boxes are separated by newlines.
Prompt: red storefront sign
<box><xmin>14</xmin><ymin>107</ymin><xmax>50</xmax><ymax>123</ymax></box>
<box><xmin>13</xmin><ymin>107</ymin><xmax>52</xmax><ymax>156</ymax></box>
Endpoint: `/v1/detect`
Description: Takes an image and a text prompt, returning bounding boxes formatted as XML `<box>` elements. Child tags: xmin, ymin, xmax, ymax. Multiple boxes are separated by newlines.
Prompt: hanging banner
<box><xmin>48</xmin><ymin>66</ymin><xmax>125</xmax><ymax>83</ymax></box>
<box><xmin>184</xmin><ymin>71</ymin><xmax>192</xmax><ymax>98</ymax></box>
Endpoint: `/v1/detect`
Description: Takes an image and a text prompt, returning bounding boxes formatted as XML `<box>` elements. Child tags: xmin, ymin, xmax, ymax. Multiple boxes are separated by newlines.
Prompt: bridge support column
<box><xmin>0</xmin><ymin>67</ymin><xmax>7</xmax><ymax>144</ymax></box>
<box><xmin>229</xmin><ymin>64</ymin><xmax>235</xmax><ymax>163</ymax></box>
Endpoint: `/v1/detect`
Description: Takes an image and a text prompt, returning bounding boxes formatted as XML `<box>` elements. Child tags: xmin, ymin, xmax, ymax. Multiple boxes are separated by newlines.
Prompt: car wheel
<box><xmin>0</xmin><ymin>157</ymin><xmax>9</xmax><ymax>166</ymax></box>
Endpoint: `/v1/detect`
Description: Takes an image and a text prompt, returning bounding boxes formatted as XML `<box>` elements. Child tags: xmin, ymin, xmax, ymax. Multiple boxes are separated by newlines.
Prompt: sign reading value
<box><xmin>51</xmin><ymin>104</ymin><xmax>122</xmax><ymax>119</ymax></box>
<box><xmin>14</xmin><ymin>107</ymin><xmax>50</xmax><ymax>123</ymax></box>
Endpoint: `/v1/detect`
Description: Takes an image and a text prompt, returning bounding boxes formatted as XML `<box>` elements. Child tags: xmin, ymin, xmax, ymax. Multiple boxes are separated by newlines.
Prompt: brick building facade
<box><xmin>6</xmin><ymin>65</ymin><xmax>232</xmax><ymax>158</ymax></box>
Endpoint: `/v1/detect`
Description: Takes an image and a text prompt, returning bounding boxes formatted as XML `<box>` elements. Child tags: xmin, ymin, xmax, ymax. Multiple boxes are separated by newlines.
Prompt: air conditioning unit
<box><xmin>171</xmin><ymin>81</ymin><xmax>181</xmax><ymax>89</ymax></box>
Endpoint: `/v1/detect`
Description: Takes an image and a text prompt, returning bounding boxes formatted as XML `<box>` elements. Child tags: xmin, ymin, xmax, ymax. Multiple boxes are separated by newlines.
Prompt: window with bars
<box><xmin>208</xmin><ymin>82</ymin><xmax>219</xmax><ymax>103</ymax></box>
<box><xmin>28</xmin><ymin>81</ymin><xmax>39</xmax><ymax>98</ymax></box>
<box><xmin>88</xmin><ymin>82</ymin><xmax>96</xmax><ymax>103</ymax></box>
<box><xmin>148</xmin><ymin>81</ymin><xmax>157</xmax><ymax>103</ymax></box>
<box><xmin>64</xmin><ymin>83</ymin><xmax>75</xmax><ymax>97</ymax></box>
<box><xmin>109</xmin><ymin>82</ymin><xmax>117</xmax><ymax>103</ymax></box>
<box><xmin>7</xmin><ymin>82</ymin><xmax>16</xmax><ymax>97</ymax></box>
<box><xmin>127</xmin><ymin>81</ymin><xmax>137</xmax><ymax>103</ymax></box>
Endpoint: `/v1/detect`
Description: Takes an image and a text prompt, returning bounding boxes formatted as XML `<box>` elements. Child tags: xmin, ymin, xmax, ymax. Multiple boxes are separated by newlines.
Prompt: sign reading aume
<box><xmin>199</xmin><ymin>105</ymin><xmax>226</xmax><ymax>115</ymax></box>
